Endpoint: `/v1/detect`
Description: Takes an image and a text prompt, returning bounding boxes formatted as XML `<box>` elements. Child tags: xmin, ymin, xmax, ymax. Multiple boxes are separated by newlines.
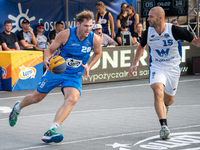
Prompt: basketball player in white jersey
<box><xmin>128</xmin><ymin>6</ymin><xmax>200</xmax><ymax>140</ymax></box>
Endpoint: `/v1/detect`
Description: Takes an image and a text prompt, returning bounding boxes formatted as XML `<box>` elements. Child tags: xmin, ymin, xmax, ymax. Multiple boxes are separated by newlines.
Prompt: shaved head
<box><xmin>147</xmin><ymin>6</ymin><xmax>166</xmax><ymax>28</ymax></box>
<box><xmin>150</xmin><ymin>6</ymin><xmax>165</xmax><ymax>18</ymax></box>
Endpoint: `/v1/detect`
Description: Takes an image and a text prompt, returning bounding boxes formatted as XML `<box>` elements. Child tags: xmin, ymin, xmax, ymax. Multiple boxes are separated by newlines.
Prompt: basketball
<box><xmin>49</xmin><ymin>56</ymin><xmax>66</xmax><ymax>74</ymax></box>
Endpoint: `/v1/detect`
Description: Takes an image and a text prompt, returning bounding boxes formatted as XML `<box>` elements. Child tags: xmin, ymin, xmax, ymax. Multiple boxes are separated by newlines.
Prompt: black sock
<box><xmin>159</xmin><ymin>119</ymin><xmax>167</xmax><ymax>126</ymax></box>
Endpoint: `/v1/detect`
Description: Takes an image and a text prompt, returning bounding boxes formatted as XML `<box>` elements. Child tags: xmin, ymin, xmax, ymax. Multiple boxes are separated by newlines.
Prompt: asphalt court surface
<box><xmin>0</xmin><ymin>75</ymin><xmax>200</xmax><ymax>150</ymax></box>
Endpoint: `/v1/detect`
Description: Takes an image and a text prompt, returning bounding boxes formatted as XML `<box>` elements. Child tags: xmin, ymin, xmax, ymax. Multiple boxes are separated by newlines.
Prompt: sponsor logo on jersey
<box><xmin>99</xmin><ymin>18</ymin><xmax>107</xmax><ymax>24</ymax></box>
<box><xmin>127</xmin><ymin>20</ymin><xmax>133</xmax><ymax>26</ymax></box>
<box><xmin>86</xmin><ymin>41</ymin><xmax>91</xmax><ymax>46</ymax></box>
<box><xmin>68</xmin><ymin>43</ymin><xmax>80</xmax><ymax>46</ymax></box>
<box><xmin>66</xmin><ymin>58</ymin><xmax>82</xmax><ymax>68</ymax></box>
<box><xmin>164</xmin><ymin>33</ymin><xmax>170</xmax><ymax>38</ymax></box>
<box><xmin>155</xmin><ymin>48</ymin><xmax>170</xmax><ymax>57</ymax></box>
<box><xmin>152</xmin><ymin>72</ymin><xmax>156</xmax><ymax>79</ymax></box>
<box><xmin>19</xmin><ymin>65</ymin><xmax>36</xmax><ymax>79</ymax></box>
<box><xmin>150</xmin><ymin>39</ymin><xmax>160</xmax><ymax>41</ymax></box>
<box><xmin>40</xmin><ymin>78</ymin><xmax>47</xmax><ymax>88</ymax></box>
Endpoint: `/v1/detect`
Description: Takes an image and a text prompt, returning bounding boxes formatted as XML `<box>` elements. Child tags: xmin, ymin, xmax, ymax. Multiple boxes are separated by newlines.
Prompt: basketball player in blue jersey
<box><xmin>9</xmin><ymin>10</ymin><xmax>102</xmax><ymax>143</ymax></box>
<box><xmin>128</xmin><ymin>6</ymin><xmax>200</xmax><ymax>140</ymax></box>
<box><xmin>95</xmin><ymin>1</ymin><xmax>114</xmax><ymax>39</ymax></box>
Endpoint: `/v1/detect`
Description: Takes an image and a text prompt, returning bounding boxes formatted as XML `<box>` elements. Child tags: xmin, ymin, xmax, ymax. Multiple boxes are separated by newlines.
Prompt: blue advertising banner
<box><xmin>0</xmin><ymin>0</ymin><xmax>66</xmax><ymax>35</ymax></box>
<box><xmin>0</xmin><ymin>0</ymin><xmax>136</xmax><ymax>35</ymax></box>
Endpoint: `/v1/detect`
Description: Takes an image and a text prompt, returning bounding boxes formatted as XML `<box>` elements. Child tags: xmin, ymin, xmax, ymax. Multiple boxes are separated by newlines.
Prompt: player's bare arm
<box><xmin>44</xmin><ymin>29</ymin><xmax>70</xmax><ymax>69</ymax></box>
<box><xmin>82</xmin><ymin>34</ymin><xmax>102</xmax><ymax>79</ymax></box>
<box><xmin>128</xmin><ymin>44</ymin><xmax>146</xmax><ymax>76</ymax></box>
<box><xmin>109</xmin><ymin>13</ymin><xmax>115</xmax><ymax>39</ymax></box>
<box><xmin>191</xmin><ymin>36</ymin><xmax>200</xmax><ymax>47</ymax></box>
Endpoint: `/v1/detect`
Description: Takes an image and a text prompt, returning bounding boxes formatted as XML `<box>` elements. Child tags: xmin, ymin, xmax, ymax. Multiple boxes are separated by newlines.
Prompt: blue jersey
<box><xmin>59</xmin><ymin>27</ymin><xmax>94</xmax><ymax>75</ymax></box>
<box><xmin>128</xmin><ymin>13</ymin><xmax>136</xmax><ymax>34</ymax></box>
<box><xmin>96</xmin><ymin>11</ymin><xmax>111</xmax><ymax>36</ymax></box>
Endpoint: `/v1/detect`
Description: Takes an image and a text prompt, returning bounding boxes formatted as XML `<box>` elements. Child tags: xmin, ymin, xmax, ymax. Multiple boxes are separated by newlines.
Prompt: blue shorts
<box><xmin>37</xmin><ymin>70</ymin><xmax>82</xmax><ymax>94</ymax></box>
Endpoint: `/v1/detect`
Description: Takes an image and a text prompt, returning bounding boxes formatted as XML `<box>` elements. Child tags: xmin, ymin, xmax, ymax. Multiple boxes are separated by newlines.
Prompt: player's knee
<box><xmin>65</xmin><ymin>95</ymin><xmax>79</xmax><ymax>105</ymax></box>
<box><xmin>153</xmin><ymin>86</ymin><xmax>164</xmax><ymax>97</ymax></box>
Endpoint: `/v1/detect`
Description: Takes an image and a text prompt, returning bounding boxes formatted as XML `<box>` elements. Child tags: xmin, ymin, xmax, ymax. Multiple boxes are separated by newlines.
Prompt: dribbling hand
<box><xmin>44</xmin><ymin>56</ymin><xmax>51</xmax><ymax>70</ymax></box>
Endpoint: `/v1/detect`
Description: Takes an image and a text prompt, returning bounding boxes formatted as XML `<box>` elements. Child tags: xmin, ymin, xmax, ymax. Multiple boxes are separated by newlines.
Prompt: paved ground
<box><xmin>0</xmin><ymin>75</ymin><xmax>200</xmax><ymax>150</ymax></box>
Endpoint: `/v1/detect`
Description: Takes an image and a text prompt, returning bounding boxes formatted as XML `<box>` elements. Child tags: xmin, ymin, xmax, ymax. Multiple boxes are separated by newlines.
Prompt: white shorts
<box><xmin>149</xmin><ymin>66</ymin><xmax>181</xmax><ymax>96</ymax></box>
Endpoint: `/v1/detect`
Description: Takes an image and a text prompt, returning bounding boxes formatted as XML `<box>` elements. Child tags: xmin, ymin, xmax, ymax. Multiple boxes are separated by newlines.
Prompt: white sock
<box><xmin>15</xmin><ymin>103</ymin><xmax>21</xmax><ymax>113</ymax></box>
<box><xmin>50</xmin><ymin>122</ymin><xmax>59</xmax><ymax>129</ymax></box>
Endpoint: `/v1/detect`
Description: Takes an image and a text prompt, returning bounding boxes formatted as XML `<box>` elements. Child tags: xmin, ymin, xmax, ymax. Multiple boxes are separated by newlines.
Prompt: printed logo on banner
<box><xmin>19</xmin><ymin>65</ymin><xmax>36</xmax><ymax>80</ymax></box>
<box><xmin>8</xmin><ymin>3</ymin><xmax>35</xmax><ymax>33</ymax></box>
<box><xmin>2</xmin><ymin>67</ymin><xmax>7</xmax><ymax>79</ymax></box>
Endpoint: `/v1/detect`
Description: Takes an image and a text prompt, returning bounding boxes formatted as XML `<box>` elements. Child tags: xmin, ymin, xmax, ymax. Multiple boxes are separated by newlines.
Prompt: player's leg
<box><xmin>164</xmin><ymin>93</ymin><xmax>174</xmax><ymax>114</ymax></box>
<box><xmin>41</xmin><ymin>87</ymin><xmax>80</xmax><ymax>143</ymax></box>
<box><xmin>164</xmin><ymin>69</ymin><xmax>180</xmax><ymax>113</ymax></box>
<box><xmin>149</xmin><ymin>68</ymin><xmax>170</xmax><ymax>140</ymax></box>
<box><xmin>42</xmin><ymin>74</ymin><xmax>81</xmax><ymax>143</ymax></box>
<box><xmin>20</xmin><ymin>90</ymin><xmax>47</xmax><ymax>109</ymax></box>
<box><xmin>151</xmin><ymin>82</ymin><xmax>170</xmax><ymax>140</ymax></box>
<box><xmin>9</xmin><ymin>90</ymin><xmax>47</xmax><ymax>127</ymax></box>
<box><xmin>53</xmin><ymin>87</ymin><xmax>80</xmax><ymax>125</ymax></box>
<box><xmin>150</xmin><ymin>83</ymin><xmax>166</xmax><ymax>120</ymax></box>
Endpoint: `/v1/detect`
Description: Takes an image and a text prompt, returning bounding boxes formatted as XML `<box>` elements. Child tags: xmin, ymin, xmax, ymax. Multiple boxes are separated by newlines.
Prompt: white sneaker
<box><xmin>160</xmin><ymin>125</ymin><xmax>170</xmax><ymax>140</ymax></box>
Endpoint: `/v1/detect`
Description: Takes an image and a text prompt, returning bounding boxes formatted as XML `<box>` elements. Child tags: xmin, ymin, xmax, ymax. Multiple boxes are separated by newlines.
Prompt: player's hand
<box><xmin>81</xmin><ymin>64</ymin><xmax>90</xmax><ymax>80</ymax></box>
<box><xmin>193</xmin><ymin>36</ymin><xmax>200</xmax><ymax>47</ymax></box>
<box><xmin>44</xmin><ymin>56</ymin><xmax>51</xmax><ymax>70</ymax></box>
<box><xmin>28</xmin><ymin>28</ymin><xmax>34</xmax><ymax>35</ymax></box>
<box><xmin>128</xmin><ymin>65</ymin><xmax>137</xmax><ymax>76</ymax></box>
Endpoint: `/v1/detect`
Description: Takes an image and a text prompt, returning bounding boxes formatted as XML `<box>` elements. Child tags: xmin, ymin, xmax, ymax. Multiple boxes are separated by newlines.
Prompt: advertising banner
<box><xmin>82</xmin><ymin>43</ymin><xmax>200</xmax><ymax>84</ymax></box>
<box><xmin>0</xmin><ymin>0</ymin><xmax>66</xmax><ymax>35</ymax></box>
<box><xmin>82</xmin><ymin>46</ymin><xmax>150</xmax><ymax>84</ymax></box>
<box><xmin>0</xmin><ymin>0</ymin><xmax>136</xmax><ymax>35</ymax></box>
<box><xmin>0</xmin><ymin>51</ymin><xmax>43</xmax><ymax>91</ymax></box>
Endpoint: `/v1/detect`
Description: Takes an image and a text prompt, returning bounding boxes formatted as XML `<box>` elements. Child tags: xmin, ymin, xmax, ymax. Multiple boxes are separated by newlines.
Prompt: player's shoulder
<box><xmin>93</xmin><ymin>33</ymin><xmax>102</xmax><ymax>44</ymax></box>
<box><xmin>55</xmin><ymin>28</ymin><xmax>70</xmax><ymax>43</ymax></box>
<box><xmin>10</xmin><ymin>32</ymin><xmax>16</xmax><ymax>36</ymax></box>
<box><xmin>17</xmin><ymin>30</ymin><xmax>23</xmax><ymax>35</ymax></box>
<box><xmin>134</xmin><ymin>13</ymin><xmax>139</xmax><ymax>17</ymax></box>
<box><xmin>58</xmin><ymin>28</ymin><xmax>70</xmax><ymax>37</ymax></box>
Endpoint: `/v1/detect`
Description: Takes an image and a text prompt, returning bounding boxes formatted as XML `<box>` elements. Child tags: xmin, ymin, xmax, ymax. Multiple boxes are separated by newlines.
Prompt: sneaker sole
<box><xmin>42</xmin><ymin>134</ymin><xmax>64</xmax><ymax>143</ymax></box>
<box><xmin>9</xmin><ymin>101</ymin><xmax>20</xmax><ymax>127</ymax></box>
<box><xmin>160</xmin><ymin>129</ymin><xmax>170</xmax><ymax>140</ymax></box>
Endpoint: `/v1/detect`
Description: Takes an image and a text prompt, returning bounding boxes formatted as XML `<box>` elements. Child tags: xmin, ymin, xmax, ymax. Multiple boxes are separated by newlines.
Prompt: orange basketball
<box><xmin>49</xmin><ymin>56</ymin><xmax>66</xmax><ymax>74</ymax></box>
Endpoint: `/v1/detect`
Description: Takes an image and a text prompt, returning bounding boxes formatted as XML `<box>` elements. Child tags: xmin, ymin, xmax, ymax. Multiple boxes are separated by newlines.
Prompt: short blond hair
<box><xmin>76</xmin><ymin>10</ymin><xmax>94</xmax><ymax>24</ymax></box>
<box><xmin>96</xmin><ymin>1</ymin><xmax>105</xmax><ymax>9</ymax></box>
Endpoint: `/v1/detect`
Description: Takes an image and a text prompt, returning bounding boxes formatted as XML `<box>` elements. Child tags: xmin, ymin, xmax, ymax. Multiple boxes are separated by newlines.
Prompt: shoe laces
<box><xmin>11</xmin><ymin>111</ymin><xmax>19</xmax><ymax>120</ymax></box>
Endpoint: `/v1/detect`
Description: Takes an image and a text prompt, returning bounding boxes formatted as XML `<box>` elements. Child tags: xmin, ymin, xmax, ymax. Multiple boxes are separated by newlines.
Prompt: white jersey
<box><xmin>147</xmin><ymin>23</ymin><xmax>181</xmax><ymax>69</ymax></box>
<box><xmin>36</xmin><ymin>34</ymin><xmax>48</xmax><ymax>49</ymax></box>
